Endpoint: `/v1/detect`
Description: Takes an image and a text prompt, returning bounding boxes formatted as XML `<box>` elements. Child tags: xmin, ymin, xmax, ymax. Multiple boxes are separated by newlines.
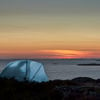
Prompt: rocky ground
<box><xmin>0</xmin><ymin>77</ymin><xmax>100</xmax><ymax>100</ymax></box>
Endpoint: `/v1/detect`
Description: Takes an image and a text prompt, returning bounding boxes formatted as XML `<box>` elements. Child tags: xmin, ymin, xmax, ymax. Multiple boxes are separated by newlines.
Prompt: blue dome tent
<box><xmin>0</xmin><ymin>60</ymin><xmax>48</xmax><ymax>82</ymax></box>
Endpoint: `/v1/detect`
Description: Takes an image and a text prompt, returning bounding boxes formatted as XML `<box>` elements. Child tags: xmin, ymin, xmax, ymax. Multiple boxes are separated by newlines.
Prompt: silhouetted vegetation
<box><xmin>0</xmin><ymin>77</ymin><xmax>100</xmax><ymax>100</ymax></box>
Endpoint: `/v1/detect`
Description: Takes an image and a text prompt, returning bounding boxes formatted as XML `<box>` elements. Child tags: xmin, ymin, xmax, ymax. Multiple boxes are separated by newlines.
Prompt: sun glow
<box><xmin>39</xmin><ymin>50</ymin><xmax>91</xmax><ymax>59</ymax></box>
<box><xmin>0</xmin><ymin>50</ymin><xmax>92</xmax><ymax>59</ymax></box>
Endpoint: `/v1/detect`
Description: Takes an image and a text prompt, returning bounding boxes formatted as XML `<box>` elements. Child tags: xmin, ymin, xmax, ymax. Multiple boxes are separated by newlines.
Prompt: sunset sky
<box><xmin>0</xmin><ymin>0</ymin><xmax>100</xmax><ymax>59</ymax></box>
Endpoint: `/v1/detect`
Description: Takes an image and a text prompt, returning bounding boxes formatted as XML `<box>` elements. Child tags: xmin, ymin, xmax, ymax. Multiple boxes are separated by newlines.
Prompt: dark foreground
<box><xmin>1</xmin><ymin>77</ymin><xmax>100</xmax><ymax>100</ymax></box>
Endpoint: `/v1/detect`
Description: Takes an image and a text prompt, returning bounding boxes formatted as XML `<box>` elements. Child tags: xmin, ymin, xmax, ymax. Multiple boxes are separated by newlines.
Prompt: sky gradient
<box><xmin>0</xmin><ymin>0</ymin><xmax>100</xmax><ymax>59</ymax></box>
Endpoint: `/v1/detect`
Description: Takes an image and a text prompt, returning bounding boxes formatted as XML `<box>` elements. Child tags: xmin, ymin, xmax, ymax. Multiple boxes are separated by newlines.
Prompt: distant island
<box><xmin>78</xmin><ymin>63</ymin><xmax>100</xmax><ymax>66</ymax></box>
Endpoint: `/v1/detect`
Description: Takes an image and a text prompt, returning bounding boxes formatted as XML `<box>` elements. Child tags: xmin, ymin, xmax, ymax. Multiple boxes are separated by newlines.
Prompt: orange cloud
<box><xmin>38</xmin><ymin>50</ymin><xmax>91</xmax><ymax>59</ymax></box>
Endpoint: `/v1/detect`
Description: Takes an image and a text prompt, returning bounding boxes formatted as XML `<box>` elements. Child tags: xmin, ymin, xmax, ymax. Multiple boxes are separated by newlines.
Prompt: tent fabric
<box><xmin>0</xmin><ymin>60</ymin><xmax>48</xmax><ymax>82</ymax></box>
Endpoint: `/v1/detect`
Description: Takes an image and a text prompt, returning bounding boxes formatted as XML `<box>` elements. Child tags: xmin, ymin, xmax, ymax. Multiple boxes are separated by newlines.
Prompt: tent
<box><xmin>0</xmin><ymin>60</ymin><xmax>48</xmax><ymax>82</ymax></box>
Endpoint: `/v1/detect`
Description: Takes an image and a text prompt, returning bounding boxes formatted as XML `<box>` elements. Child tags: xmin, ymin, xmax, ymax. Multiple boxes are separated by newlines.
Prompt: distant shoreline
<box><xmin>78</xmin><ymin>63</ymin><xmax>100</xmax><ymax>66</ymax></box>
<box><xmin>0</xmin><ymin>58</ymin><xmax>100</xmax><ymax>60</ymax></box>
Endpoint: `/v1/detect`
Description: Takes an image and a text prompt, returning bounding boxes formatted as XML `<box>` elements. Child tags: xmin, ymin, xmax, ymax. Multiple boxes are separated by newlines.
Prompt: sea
<box><xmin>0</xmin><ymin>59</ymin><xmax>100</xmax><ymax>80</ymax></box>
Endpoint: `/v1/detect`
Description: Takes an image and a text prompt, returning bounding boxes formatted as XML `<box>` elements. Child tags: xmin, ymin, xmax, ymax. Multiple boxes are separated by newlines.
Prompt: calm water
<box><xmin>0</xmin><ymin>59</ymin><xmax>100</xmax><ymax>80</ymax></box>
